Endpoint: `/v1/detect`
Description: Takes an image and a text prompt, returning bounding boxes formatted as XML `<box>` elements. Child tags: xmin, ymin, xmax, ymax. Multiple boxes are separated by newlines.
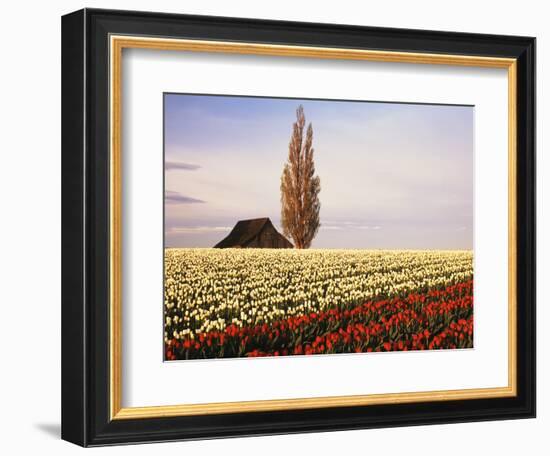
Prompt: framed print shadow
<box><xmin>61</xmin><ymin>8</ymin><xmax>536</xmax><ymax>447</ymax></box>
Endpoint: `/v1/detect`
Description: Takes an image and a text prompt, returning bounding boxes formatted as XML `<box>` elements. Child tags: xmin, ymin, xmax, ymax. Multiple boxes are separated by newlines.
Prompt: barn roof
<box><xmin>214</xmin><ymin>218</ymin><xmax>270</xmax><ymax>248</ymax></box>
<box><xmin>214</xmin><ymin>218</ymin><xmax>290</xmax><ymax>248</ymax></box>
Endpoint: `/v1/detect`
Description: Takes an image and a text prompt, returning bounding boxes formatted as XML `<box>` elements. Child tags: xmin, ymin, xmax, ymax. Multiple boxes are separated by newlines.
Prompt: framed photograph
<box><xmin>61</xmin><ymin>8</ymin><xmax>536</xmax><ymax>446</ymax></box>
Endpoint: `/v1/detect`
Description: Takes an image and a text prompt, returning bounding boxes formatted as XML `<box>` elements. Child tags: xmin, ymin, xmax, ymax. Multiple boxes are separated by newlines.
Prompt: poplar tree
<box><xmin>280</xmin><ymin>105</ymin><xmax>321</xmax><ymax>249</ymax></box>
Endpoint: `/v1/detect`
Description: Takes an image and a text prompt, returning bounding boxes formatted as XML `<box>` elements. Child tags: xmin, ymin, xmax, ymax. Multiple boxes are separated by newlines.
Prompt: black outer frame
<box><xmin>61</xmin><ymin>8</ymin><xmax>536</xmax><ymax>447</ymax></box>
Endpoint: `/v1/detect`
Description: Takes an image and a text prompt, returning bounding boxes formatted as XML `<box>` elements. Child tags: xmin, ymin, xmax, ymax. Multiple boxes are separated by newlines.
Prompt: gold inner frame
<box><xmin>109</xmin><ymin>35</ymin><xmax>517</xmax><ymax>420</ymax></box>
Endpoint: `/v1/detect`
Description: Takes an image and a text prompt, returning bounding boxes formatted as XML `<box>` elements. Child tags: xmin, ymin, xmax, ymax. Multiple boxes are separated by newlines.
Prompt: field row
<box><xmin>166</xmin><ymin>279</ymin><xmax>473</xmax><ymax>359</ymax></box>
<box><xmin>164</xmin><ymin>249</ymin><xmax>473</xmax><ymax>344</ymax></box>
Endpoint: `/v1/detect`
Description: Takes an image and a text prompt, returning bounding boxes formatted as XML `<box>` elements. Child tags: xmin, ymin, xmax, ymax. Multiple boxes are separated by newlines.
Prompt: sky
<box><xmin>164</xmin><ymin>94</ymin><xmax>473</xmax><ymax>249</ymax></box>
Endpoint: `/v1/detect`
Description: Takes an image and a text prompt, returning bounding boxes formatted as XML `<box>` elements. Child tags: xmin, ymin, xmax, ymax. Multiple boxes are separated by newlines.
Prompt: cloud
<box><xmin>357</xmin><ymin>225</ymin><xmax>382</xmax><ymax>230</ymax></box>
<box><xmin>165</xmin><ymin>190</ymin><xmax>205</xmax><ymax>204</ymax></box>
<box><xmin>321</xmin><ymin>225</ymin><xmax>344</xmax><ymax>231</ymax></box>
<box><xmin>321</xmin><ymin>223</ymin><xmax>382</xmax><ymax>231</ymax></box>
<box><xmin>168</xmin><ymin>226</ymin><xmax>231</xmax><ymax>233</ymax></box>
<box><xmin>165</xmin><ymin>161</ymin><xmax>201</xmax><ymax>171</ymax></box>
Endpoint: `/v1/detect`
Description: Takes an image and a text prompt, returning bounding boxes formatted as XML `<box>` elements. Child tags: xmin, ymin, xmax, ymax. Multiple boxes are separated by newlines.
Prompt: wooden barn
<box><xmin>214</xmin><ymin>218</ymin><xmax>293</xmax><ymax>249</ymax></box>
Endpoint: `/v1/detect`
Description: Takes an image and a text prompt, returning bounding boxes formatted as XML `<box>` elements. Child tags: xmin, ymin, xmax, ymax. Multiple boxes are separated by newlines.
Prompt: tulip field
<box><xmin>164</xmin><ymin>249</ymin><xmax>473</xmax><ymax>360</ymax></box>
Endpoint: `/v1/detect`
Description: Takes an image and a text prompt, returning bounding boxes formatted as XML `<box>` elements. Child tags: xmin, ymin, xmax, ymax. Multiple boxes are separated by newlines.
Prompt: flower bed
<box><xmin>166</xmin><ymin>279</ymin><xmax>473</xmax><ymax>360</ymax></box>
